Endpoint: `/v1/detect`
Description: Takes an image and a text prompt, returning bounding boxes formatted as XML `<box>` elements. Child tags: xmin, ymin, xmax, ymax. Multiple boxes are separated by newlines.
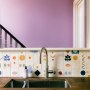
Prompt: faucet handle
<box><xmin>48</xmin><ymin>70</ymin><xmax>56</xmax><ymax>74</ymax></box>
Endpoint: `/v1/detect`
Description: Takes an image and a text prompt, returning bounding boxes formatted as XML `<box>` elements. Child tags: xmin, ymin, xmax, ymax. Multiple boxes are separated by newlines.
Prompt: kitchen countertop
<box><xmin>0</xmin><ymin>77</ymin><xmax>90</xmax><ymax>90</ymax></box>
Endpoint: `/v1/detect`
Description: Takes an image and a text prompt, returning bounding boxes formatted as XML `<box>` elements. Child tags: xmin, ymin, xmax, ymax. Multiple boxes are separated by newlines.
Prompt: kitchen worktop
<box><xmin>0</xmin><ymin>77</ymin><xmax>90</xmax><ymax>90</ymax></box>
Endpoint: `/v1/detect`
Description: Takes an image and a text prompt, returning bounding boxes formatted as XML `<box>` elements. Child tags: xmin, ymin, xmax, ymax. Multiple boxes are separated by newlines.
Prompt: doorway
<box><xmin>73</xmin><ymin>0</ymin><xmax>86</xmax><ymax>48</ymax></box>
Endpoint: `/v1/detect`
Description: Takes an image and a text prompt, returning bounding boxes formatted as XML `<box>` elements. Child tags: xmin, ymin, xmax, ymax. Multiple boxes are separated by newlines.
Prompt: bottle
<box><xmin>28</xmin><ymin>65</ymin><xmax>32</xmax><ymax>77</ymax></box>
<box><xmin>23</xmin><ymin>66</ymin><xmax>28</xmax><ymax>78</ymax></box>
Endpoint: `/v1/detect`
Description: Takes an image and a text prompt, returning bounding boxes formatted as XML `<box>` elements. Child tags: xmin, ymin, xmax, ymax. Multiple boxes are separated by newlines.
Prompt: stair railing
<box><xmin>0</xmin><ymin>24</ymin><xmax>26</xmax><ymax>48</ymax></box>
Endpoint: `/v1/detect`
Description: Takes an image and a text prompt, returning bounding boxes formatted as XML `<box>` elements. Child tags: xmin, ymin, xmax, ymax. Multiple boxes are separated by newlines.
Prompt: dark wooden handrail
<box><xmin>0</xmin><ymin>24</ymin><xmax>26</xmax><ymax>48</ymax></box>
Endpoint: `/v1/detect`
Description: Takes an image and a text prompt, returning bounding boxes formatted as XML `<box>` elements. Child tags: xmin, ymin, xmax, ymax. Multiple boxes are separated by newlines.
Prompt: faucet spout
<box><xmin>40</xmin><ymin>47</ymin><xmax>48</xmax><ymax>79</ymax></box>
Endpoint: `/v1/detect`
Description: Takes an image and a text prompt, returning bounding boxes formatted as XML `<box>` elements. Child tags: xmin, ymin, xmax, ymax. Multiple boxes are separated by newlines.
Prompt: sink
<box><xmin>4</xmin><ymin>79</ymin><xmax>29</xmax><ymax>88</ymax></box>
<box><xmin>29</xmin><ymin>79</ymin><xmax>71</xmax><ymax>88</ymax></box>
<box><xmin>4</xmin><ymin>79</ymin><xmax>71</xmax><ymax>88</ymax></box>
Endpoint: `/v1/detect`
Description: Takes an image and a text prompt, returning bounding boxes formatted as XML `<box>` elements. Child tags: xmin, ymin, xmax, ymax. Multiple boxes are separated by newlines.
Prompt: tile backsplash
<box><xmin>0</xmin><ymin>49</ymin><xmax>90</xmax><ymax>77</ymax></box>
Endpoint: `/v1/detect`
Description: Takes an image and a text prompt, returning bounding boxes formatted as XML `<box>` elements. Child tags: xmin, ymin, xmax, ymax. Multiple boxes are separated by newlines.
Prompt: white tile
<box><xmin>0</xmin><ymin>52</ymin><xmax>3</xmax><ymax>77</ymax></box>
<box><xmin>2</xmin><ymin>52</ymin><xmax>11</xmax><ymax>77</ymax></box>
<box><xmin>25</xmin><ymin>51</ymin><xmax>34</xmax><ymax>77</ymax></box>
<box><xmin>18</xmin><ymin>51</ymin><xmax>26</xmax><ymax>77</ymax></box>
<box><xmin>10</xmin><ymin>52</ymin><xmax>19</xmax><ymax>77</ymax></box>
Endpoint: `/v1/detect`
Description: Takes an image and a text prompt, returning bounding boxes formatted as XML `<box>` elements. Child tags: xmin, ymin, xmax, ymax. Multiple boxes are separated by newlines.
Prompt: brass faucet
<box><xmin>40</xmin><ymin>47</ymin><xmax>48</xmax><ymax>78</ymax></box>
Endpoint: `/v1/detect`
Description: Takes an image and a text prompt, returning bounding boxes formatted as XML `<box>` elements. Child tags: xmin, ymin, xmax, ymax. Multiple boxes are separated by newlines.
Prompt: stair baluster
<box><xmin>5</xmin><ymin>32</ymin><xmax>7</xmax><ymax>48</ymax></box>
<box><xmin>15</xmin><ymin>42</ymin><xmax>18</xmax><ymax>48</ymax></box>
<box><xmin>10</xmin><ymin>36</ymin><xmax>12</xmax><ymax>47</ymax></box>
<box><xmin>0</xmin><ymin>27</ymin><xmax>2</xmax><ymax>48</ymax></box>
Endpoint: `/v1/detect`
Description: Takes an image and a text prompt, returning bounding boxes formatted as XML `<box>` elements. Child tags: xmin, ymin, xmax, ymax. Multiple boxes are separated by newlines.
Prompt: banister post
<box><xmin>0</xmin><ymin>27</ymin><xmax>2</xmax><ymax>48</ymax></box>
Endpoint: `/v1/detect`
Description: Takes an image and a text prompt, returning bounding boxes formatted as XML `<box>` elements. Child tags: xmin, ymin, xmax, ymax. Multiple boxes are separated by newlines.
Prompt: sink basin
<box><xmin>4</xmin><ymin>79</ymin><xmax>29</xmax><ymax>88</ymax></box>
<box><xmin>29</xmin><ymin>79</ymin><xmax>71</xmax><ymax>88</ymax></box>
<box><xmin>4</xmin><ymin>79</ymin><xmax>71</xmax><ymax>88</ymax></box>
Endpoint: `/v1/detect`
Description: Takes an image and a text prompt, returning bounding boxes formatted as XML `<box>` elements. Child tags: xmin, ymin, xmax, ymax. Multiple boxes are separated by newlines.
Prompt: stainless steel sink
<box><xmin>4</xmin><ymin>79</ymin><xmax>71</xmax><ymax>88</ymax></box>
<box><xmin>4</xmin><ymin>79</ymin><xmax>29</xmax><ymax>88</ymax></box>
<box><xmin>29</xmin><ymin>79</ymin><xmax>71</xmax><ymax>88</ymax></box>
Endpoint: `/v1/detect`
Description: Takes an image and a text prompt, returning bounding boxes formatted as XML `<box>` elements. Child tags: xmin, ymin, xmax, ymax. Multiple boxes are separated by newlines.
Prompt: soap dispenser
<box><xmin>23</xmin><ymin>66</ymin><xmax>28</xmax><ymax>78</ymax></box>
<box><xmin>28</xmin><ymin>65</ymin><xmax>33</xmax><ymax>77</ymax></box>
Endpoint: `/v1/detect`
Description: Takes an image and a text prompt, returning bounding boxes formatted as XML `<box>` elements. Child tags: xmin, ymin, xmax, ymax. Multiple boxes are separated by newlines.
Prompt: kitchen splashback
<box><xmin>0</xmin><ymin>48</ymin><xmax>90</xmax><ymax>77</ymax></box>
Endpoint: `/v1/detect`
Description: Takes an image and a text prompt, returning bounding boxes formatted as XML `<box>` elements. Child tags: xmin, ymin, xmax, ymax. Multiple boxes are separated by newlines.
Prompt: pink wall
<box><xmin>0</xmin><ymin>0</ymin><xmax>73</xmax><ymax>47</ymax></box>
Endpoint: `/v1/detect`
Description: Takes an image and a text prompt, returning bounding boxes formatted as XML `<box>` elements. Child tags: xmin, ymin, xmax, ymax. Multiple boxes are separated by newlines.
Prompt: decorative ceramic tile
<box><xmin>58</xmin><ymin>71</ymin><xmax>63</xmax><ymax>75</ymax></box>
<box><xmin>3</xmin><ymin>52</ymin><xmax>11</xmax><ymax>77</ymax></box>
<box><xmin>18</xmin><ymin>52</ymin><xmax>26</xmax><ymax>77</ymax></box>
<box><xmin>10</xmin><ymin>52</ymin><xmax>19</xmax><ymax>77</ymax></box>
<box><xmin>25</xmin><ymin>51</ymin><xmax>34</xmax><ymax>77</ymax></box>
<box><xmin>34</xmin><ymin>70</ymin><xmax>40</xmax><ymax>76</ymax></box>
<box><xmin>0</xmin><ymin>49</ymin><xmax>90</xmax><ymax>77</ymax></box>
<box><xmin>4</xmin><ymin>55</ymin><xmax>10</xmax><ymax>61</ymax></box>
<box><xmin>65</xmin><ymin>55</ymin><xmax>71</xmax><ymax>61</ymax></box>
<box><xmin>64</xmin><ymin>51</ymin><xmax>72</xmax><ymax>77</ymax></box>
<box><xmin>41</xmin><ymin>64</ymin><xmax>46</xmax><ymax>77</ymax></box>
<box><xmin>56</xmin><ymin>52</ymin><xmax>64</xmax><ymax>77</ymax></box>
<box><xmin>48</xmin><ymin>52</ymin><xmax>57</xmax><ymax>71</ymax></box>
<box><xmin>0</xmin><ymin>52</ymin><xmax>3</xmax><ymax>77</ymax></box>
<box><xmin>86</xmin><ymin>52</ymin><xmax>90</xmax><ymax>76</ymax></box>
<box><xmin>33</xmin><ymin>51</ymin><xmax>40</xmax><ymax>64</ymax></box>
<box><xmin>25</xmin><ymin>52</ymin><xmax>34</xmax><ymax>66</ymax></box>
<box><xmin>33</xmin><ymin>64</ymin><xmax>41</xmax><ymax>77</ymax></box>
<box><xmin>72</xmin><ymin>50</ymin><xmax>79</xmax><ymax>54</ymax></box>
<box><xmin>71</xmin><ymin>54</ymin><xmax>80</xmax><ymax>77</ymax></box>
<box><xmin>80</xmin><ymin>51</ymin><xmax>87</xmax><ymax>77</ymax></box>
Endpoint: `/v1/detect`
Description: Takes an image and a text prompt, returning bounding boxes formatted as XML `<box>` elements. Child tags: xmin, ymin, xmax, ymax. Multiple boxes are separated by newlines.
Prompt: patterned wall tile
<box><xmin>34</xmin><ymin>64</ymin><xmax>41</xmax><ymax>77</ymax></box>
<box><xmin>18</xmin><ymin>52</ymin><xmax>26</xmax><ymax>77</ymax></box>
<box><xmin>10</xmin><ymin>52</ymin><xmax>19</xmax><ymax>77</ymax></box>
<box><xmin>0</xmin><ymin>52</ymin><xmax>3</xmax><ymax>77</ymax></box>
<box><xmin>33</xmin><ymin>51</ymin><xmax>41</xmax><ymax>77</ymax></box>
<box><xmin>48</xmin><ymin>52</ymin><xmax>57</xmax><ymax>77</ymax></box>
<box><xmin>0</xmin><ymin>49</ymin><xmax>90</xmax><ymax>77</ymax></box>
<box><xmin>80</xmin><ymin>51</ymin><xmax>87</xmax><ymax>77</ymax></box>
<box><xmin>86</xmin><ymin>52</ymin><xmax>90</xmax><ymax>77</ymax></box>
<box><xmin>3</xmin><ymin>52</ymin><xmax>11</xmax><ymax>77</ymax></box>
<box><xmin>71</xmin><ymin>53</ymin><xmax>80</xmax><ymax>77</ymax></box>
<box><xmin>25</xmin><ymin>51</ymin><xmax>34</xmax><ymax>77</ymax></box>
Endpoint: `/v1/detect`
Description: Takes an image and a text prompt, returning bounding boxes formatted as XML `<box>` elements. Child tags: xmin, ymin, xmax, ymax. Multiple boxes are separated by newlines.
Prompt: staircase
<box><xmin>0</xmin><ymin>24</ymin><xmax>26</xmax><ymax>48</ymax></box>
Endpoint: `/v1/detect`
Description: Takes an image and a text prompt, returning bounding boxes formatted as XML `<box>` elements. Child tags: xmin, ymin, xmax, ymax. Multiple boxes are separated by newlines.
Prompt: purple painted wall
<box><xmin>0</xmin><ymin>0</ymin><xmax>73</xmax><ymax>47</ymax></box>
